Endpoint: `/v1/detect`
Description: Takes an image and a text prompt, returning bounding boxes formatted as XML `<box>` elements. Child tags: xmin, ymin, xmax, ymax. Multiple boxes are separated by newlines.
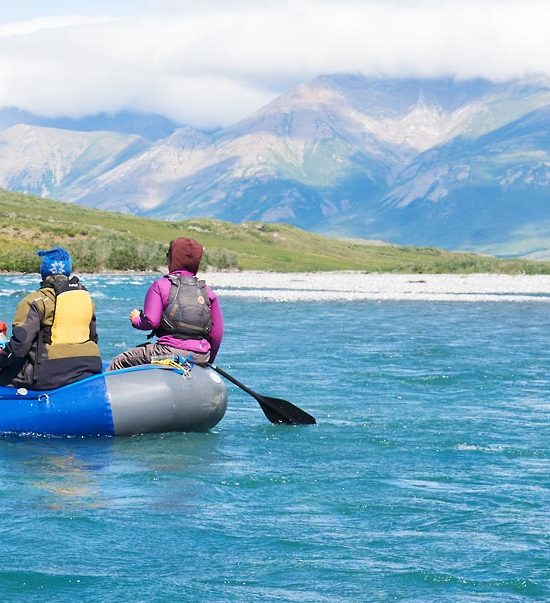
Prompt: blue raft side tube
<box><xmin>0</xmin><ymin>364</ymin><xmax>228</xmax><ymax>437</ymax></box>
<box><xmin>0</xmin><ymin>372</ymin><xmax>115</xmax><ymax>437</ymax></box>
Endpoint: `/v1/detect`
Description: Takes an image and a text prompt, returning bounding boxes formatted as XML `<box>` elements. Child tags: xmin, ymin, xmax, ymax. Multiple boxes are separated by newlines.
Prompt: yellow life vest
<box><xmin>51</xmin><ymin>289</ymin><xmax>94</xmax><ymax>344</ymax></box>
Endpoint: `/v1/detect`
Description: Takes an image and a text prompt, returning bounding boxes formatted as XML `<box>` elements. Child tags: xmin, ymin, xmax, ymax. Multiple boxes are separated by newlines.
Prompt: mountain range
<box><xmin>1</xmin><ymin>74</ymin><xmax>549</xmax><ymax>259</ymax></box>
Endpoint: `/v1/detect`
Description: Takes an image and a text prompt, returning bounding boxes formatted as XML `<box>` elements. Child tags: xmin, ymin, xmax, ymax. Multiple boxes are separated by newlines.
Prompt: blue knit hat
<box><xmin>37</xmin><ymin>247</ymin><xmax>72</xmax><ymax>279</ymax></box>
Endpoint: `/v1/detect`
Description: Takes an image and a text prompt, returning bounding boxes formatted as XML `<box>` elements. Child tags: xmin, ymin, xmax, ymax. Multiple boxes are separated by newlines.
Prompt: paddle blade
<box><xmin>208</xmin><ymin>363</ymin><xmax>316</xmax><ymax>425</ymax></box>
<box><xmin>255</xmin><ymin>394</ymin><xmax>317</xmax><ymax>425</ymax></box>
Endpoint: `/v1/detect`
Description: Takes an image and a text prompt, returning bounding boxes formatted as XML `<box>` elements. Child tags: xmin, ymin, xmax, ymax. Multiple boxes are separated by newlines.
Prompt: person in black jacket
<box><xmin>0</xmin><ymin>247</ymin><xmax>102</xmax><ymax>390</ymax></box>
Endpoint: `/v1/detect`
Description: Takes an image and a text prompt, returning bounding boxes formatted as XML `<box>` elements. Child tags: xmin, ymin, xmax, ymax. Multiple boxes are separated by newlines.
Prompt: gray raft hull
<box><xmin>107</xmin><ymin>366</ymin><xmax>228</xmax><ymax>435</ymax></box>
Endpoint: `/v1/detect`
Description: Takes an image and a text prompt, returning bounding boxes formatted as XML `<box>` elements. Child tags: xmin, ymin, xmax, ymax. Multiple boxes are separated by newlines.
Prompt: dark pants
<box><xmin>107</xmin><ymin>342</ymin><xmax>209</xmax><ymax>371</ymax></box>
<box><xmin>0</xmin><ymin>356</ymin><xmax>27</xmax><ymax>387</ymax></box>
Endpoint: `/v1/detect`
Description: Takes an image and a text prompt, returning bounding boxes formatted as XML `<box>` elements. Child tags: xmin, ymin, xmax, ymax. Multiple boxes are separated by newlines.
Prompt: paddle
<box><xmin>208</xmin><ymin>363</ymin><xmax>316</xmax><ymax>425</ymax></box>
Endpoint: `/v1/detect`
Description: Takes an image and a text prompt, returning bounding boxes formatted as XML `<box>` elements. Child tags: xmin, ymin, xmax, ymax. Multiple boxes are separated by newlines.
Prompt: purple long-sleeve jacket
<box><xmin>131</xmin><ymin>270</ymin><xmax>223</xmax><ymax>361</ymax></box>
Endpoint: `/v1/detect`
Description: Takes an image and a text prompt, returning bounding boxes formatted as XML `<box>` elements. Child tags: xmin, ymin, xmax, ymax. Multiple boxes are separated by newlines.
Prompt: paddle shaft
<box><xmin>209</xmin><ymin>364</ymin><xmax>261</xmax><ymax>400</ymax></box>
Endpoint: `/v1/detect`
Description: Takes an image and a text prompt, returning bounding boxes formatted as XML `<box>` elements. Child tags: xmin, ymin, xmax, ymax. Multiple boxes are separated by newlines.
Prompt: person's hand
<box><xmin>129</xmin><ymin>309</ymin><xmax>141</xmax><ymax>322</ymax></box>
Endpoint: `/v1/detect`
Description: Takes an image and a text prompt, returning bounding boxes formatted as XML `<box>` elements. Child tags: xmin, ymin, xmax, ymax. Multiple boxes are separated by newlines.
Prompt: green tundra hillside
<box><xmin>1</xmin><ymin>189</ymin><xmax>549</xmax><ymax>274</ymax></box>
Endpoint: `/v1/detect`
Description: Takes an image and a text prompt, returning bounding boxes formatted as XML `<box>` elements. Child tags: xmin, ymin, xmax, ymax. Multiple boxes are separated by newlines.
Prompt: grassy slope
<box><xmin>1</xmin><ymin>189</ymin><xmax>549</xmax><ymax>274</ymax></box>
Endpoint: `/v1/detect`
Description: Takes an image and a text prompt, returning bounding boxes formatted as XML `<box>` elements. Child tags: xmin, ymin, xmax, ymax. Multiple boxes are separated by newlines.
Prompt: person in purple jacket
<box><xmin>108</xmin><ymin>237</ymin><xmax>223</xmax><ymax>370</ymax></box>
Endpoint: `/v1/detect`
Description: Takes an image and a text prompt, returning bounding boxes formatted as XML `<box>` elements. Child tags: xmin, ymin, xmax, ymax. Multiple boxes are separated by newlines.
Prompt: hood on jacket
<box><xmin>167</xmin><ymin>237</ymin><xmax>203</xmax><ymax>274</ymax></box>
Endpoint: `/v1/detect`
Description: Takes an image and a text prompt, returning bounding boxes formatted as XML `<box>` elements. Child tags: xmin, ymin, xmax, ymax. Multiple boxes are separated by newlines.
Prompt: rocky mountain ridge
<box><xmin>1</xmin><ymin>74</ymin><xmax>549</xmax><ymax>259</ymax></box>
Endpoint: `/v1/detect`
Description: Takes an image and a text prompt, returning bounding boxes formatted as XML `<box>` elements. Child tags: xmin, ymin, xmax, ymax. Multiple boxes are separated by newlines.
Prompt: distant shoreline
<box><xmin>2</xmin><ymin>271</ymin><xmax>549</xmax><ymax>302</ymax></box>
<box><xmin>203</xmin><ymin>272</ymin><xmax>550</xmax><ymax>302</ymax></box>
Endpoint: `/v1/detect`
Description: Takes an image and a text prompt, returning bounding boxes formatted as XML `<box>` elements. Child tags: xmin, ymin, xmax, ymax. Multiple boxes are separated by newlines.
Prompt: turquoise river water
<box><xmin>0</xmin><ymin>275</ymin><xmax>548</xmax><ymax>602</ymax></box>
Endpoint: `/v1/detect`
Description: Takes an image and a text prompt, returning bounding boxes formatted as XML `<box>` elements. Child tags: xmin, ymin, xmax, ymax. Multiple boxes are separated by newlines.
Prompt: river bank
<box><xmin>202</xmin><ymin>272</ymin><xmax>550</xmax><ymax>302</ymax></box>
<box><xmin>2</xmin><ymin>271</ymin><xmax>550</xmax><ymax>302</ymax></box>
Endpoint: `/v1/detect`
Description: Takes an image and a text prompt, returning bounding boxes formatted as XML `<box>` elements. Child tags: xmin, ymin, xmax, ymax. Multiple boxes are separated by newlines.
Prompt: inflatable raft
<box><xmin>0</xmin><ymin>363</ymin><xmax>228</xmax><ymax>437</ymax></box>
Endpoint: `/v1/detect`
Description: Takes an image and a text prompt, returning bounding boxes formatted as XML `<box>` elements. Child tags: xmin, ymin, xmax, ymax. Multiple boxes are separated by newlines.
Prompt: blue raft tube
<box><xmin>0</xmin><ymin>360</ymin><xmax>228</xmax><ymax>437</ymax></box>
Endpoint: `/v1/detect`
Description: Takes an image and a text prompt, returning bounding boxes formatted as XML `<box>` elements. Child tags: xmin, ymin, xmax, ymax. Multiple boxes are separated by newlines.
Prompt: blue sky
<box><xmin>0</xmin><ymin>0</ymin><xmax>548</xmax><ymax>127</ymax></box>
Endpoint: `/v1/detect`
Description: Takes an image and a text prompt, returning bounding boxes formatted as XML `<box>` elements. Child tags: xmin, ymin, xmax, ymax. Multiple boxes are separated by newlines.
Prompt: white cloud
<box><xmin>0</xmin><ymin>15</ymin><xmax>113</xmax><ymax>37</ymax></box>
<box><xmin>0</xmin><ymin>0</ymin><xmax>549</xmax><ymax>127</ymax></box>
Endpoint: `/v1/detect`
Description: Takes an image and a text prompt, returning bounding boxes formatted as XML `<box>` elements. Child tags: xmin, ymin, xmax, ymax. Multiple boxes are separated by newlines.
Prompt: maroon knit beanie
<box><xmin>167</xmin><ymin>237</ymin><xmax>203</xmax><ymax>274</ymax></box>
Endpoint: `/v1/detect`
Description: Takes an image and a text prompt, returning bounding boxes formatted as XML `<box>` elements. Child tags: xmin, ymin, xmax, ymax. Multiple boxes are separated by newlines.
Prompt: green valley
<box><xmin>1</xmin><ymin>189</ymin><xmax>549</xmax><ymax>274</ymax></box>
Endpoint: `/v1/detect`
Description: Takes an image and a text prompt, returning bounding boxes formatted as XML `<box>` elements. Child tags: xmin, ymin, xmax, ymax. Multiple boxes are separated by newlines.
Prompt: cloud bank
<box><xmin>0</xmin><ymin>0</ymin><xmax>548</xmax><ymax>127</ymax></box>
